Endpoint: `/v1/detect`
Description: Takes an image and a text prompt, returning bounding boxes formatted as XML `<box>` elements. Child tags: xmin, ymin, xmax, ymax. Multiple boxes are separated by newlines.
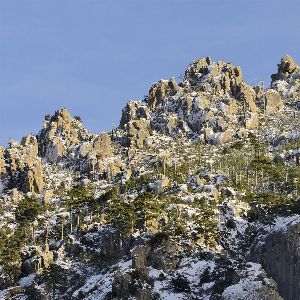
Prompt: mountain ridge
<box><xmin>0</xmin><ymin>54</ymin><xmax>299</xmax><ymax>300</ymax></box>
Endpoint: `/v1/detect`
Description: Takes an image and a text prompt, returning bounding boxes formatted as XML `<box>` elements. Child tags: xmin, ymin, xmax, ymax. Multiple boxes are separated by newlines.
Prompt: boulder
<box><xmin>24</xmin><ymin>162</ymin><xmax>44</xmax><ymax>193</ymax></box>
<box><xmin>38</xmin><ymin>108</ymin><xmax>93</xmax><ymax>163</ymax></box>
<box><xmin>184</xmin><ymin>57</ymin><xmax>243</xmax><ymax>96</ymax></box>
<box><xmin>120</xmin><ymin>101</ymin><xmax>150</xmax><ymax>129</ymax></box>
<box><xmin>92</xmin><ymin>133</ymin><xmax>112</xmax><ymax>157</ymax></box>
<box><xmin>219</xmin><ymin>129</ymin><xmax>234</xmax><ymax>143</ymax></box>
<box><xmin>272</xmin><ymin>55</ymin><xmax>298</xmax><ymax>82</ymax></box>
<box><xmin>235</xmin><ymin>83</ymin><xmax>257</xmax><ymax>112</ymax></box>
<box><xmin>126</xmin><ymin>119</ymin><xmax>151</xmax><ymax>148</ymax></box>
<box><xmin>265</xmin><ymin>90</ymin><xmax>284</xmax><ymax>114</ymax></box>
<box><xmin>3</xmin><ymin>137</ymin><xmax>44</xmax><ymax>193</ymax></box>
<box><xmin>148</xmin><ymin>78</ymin><xmax>179</xmax><ymax>108</ymax></box>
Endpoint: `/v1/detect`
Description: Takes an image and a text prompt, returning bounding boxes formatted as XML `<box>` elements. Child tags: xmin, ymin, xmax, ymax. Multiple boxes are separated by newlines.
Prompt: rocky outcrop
<box><xmin>271</xmin><ymin>56</ymin><xmax>300</xmax><ymax>101</ymax></box>
<box><xmin>119</xmin><ymin>57</ymin><xmax>263</xmax><ymax>144</ymax></box>
<box><xmin>235</xmin><ymin>82</ymin><xmax>258</xmax><ymax>112</ymax></box>
<box><xmin>24</xmin><ymin>162</ymin><xmax>44</xmax><ymax>193</ymax></box>
<box><xmin>6</xmin><ymin>136</ymin><xmax>39</xmax><ymax>172</ymax></box>
<box><xmin>148</xmin><ymin>78</ymin><xmax>179</xmax><ymax>108</ymax></box>
<box><xmin>250</xmin><ymin>217</ymin><xmax>300</xmax><ymax>300</ymax></box>
<box><xmin>184</xmin><ymin>57</ymin><xmax>243</xmax><ymax>96</ymax></box>
<box><xmin>272</xmin><ymin>55</ymin><xmax>298</xmax><ymax>82</ymax></box>
<box><xmin>0</xmin><ymin>146</ymin><xmax>5</xmax><ymax>174</ymax></box>
<box><xmin>3</xmin><ymin>137</ymin><xmax>44</xmax><ymax>193</ymax></box>
<box><xmin>38</xmin><ymin>108</ymin><xmax>92</xmax><ymax>163</ymax></box>
<box><xmin>120</xmin><ymin>101</ymin><xmax>150</xmax><ymax>128</ymax></box>
<box><xmin>89</xmin><ymin>133</ymin><xmax>112</xmax><ymax>158</ymax></box>
<box><xmin>265</xmin><ymin>90</ymin><xmax>284</xmax><ymax>114</ymax></box>
<box><xmin>125</xmin><ymin>119</ymin><xmax>151</xmax><ymax>148</ymax></box>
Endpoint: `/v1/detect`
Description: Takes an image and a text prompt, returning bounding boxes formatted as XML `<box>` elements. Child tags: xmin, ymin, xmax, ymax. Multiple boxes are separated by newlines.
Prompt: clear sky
<box><xmin>0</xmin><ymin>0</ymin><xmax>299</xmax><ymax>146</ymax></box>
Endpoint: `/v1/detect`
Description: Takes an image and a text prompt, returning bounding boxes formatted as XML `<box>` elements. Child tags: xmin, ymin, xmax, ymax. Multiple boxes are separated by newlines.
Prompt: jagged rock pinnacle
<box><xmin>271</xmin><ymin>55</ymin><xmax>299</xmax><ymax>82</ymax></box>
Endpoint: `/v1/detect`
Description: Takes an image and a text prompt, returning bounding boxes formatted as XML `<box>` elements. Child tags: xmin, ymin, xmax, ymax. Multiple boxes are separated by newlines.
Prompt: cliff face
<box><xmin>251</xmin><ymin>216</ymin><xmax>300</xmax><ymax>300</ymax></box>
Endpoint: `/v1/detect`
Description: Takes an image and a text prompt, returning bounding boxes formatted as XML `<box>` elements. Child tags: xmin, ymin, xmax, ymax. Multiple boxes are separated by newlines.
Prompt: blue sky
<box><xmin>0</xmin><ymin>0</ymin><xmax>299</xmax><ymax>146</ymax></box>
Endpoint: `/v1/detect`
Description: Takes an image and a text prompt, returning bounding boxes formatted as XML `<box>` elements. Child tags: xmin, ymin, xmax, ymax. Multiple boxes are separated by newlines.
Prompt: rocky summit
<box><xmin>0</xmin><ymin>55</ymin><xmax>300</xmax><ymax>300</ymax></box>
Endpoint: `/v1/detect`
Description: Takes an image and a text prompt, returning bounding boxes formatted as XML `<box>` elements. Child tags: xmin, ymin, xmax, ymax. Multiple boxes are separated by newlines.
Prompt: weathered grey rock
<box><xmin>120</xmin><ymin>101</ymin><xmax>150</xmax><ymax>129</ymax></box>
<box><xmin>235</xmin><ymin>82</ymin><xmax>258</xmax><ymax>112</ymax></box>
<box><xmin>184</xmin><ymin>57</ymin><xmax>243</xmax><ymax>96</ymax></box>
<box><xmin>126</xmin><ymin>119</ymin><xmax>151</xmax><ymax>148</ymax></box>
<box><xmin>38</xmin><ymin>108</ymin><xmax>92</xmax><ymax>163</ymax></box>
<box><xmin>250</xmin><ymin>218</ymin><xmax>300</xmax><ymax>300</ymax></box>
<box><xmin>132</xmin><ymin>245</ymin><xmax>150</xmax><ymax>269</ymax></box>
<box><xmin>131</xmin><ymin>245</ymin><xmax>150</xmax><ymax>279</ymax></box>
<box><xmin>92</xmin><ymin>133</ymin><xmax>112</xmax><ymax>157</ymax></box>
<box><xmin>218</xmin><ymin>129</ymin><xmax>234</xmax><ymax>144</ymax></box>
<box><xmin>148</xmin><ymin>78</ymin><xmax>179</xmax><ymax>108</ymax></box>
<box><xmin>272</xmin><ymin>55</ymin><xmax>298</xmax><ymax>82</ymax></box>
<box><xmin>3</xmin><ymin>136</ymin><xmax>44</xmax><ymax>193</ymax></box>
<box><xmin>44</xmin><ymin>138</ymin><xmax>65</xmax><ymax>163</ymax></box>
<box><xmin>24</xmin><ymin>162</ymin><xmax>44</xmax><ymax>193</ymax></box>
<box><xmin>0</xmin><ymin>146</ymin><xmax>5</xmax><ymax>174</ymax></box>
<box><xmin>265</xmin><ymin>90</ymin><xmax>284</xmax><ymax>114</ymax></box>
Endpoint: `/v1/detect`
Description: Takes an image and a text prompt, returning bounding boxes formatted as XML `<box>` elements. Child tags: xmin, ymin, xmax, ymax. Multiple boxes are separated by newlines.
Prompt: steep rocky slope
<box><xmin>0</xmin><ymin>55</ymin><xmax>299</xmax><ymax>300</ymax></box>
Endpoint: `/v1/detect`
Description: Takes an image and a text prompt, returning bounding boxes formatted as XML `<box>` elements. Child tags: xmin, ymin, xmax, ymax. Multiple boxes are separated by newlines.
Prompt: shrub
<box><xmin>74</xmin><ymin>115</ymin><xmax>82</xmax><ymax>122</ymax></box>
<box><xmin>15</xmin><ymin>196</ymin><xmax>45</xmax><ymax>223</ymax></box>
<box><xmin>172</xmin><ymin>274</ymin><xmax>191</xmax><ymax>293</ymax></box>
<box><xmin>150</xmin><ymin>231</ymin><xmax>169</xmax><ymax>247</ymax></box>
<box><xmin>231</xmin><ymin>141</ymin><xmax>244</xmax><ymax>150</ymax></box>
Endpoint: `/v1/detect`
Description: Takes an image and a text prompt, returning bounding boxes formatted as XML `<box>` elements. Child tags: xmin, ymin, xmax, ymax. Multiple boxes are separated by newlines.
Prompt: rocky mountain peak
<box><xmin>271</xmin><ymin>55</ymin><xmax>300</xmax><ymax>103</ymax></box>
<box><xmin>272</xmin><ymin>55</ymin><xmax>299</xmax><ymax>82</ymax></box>
<box><xmin>183</xmin><ymin>56</ymin><xmax>243</xmax><ymax>97</ymax></box>
<box><xmin>119</xmin><ymin>57</ymin><xmax>283</xmax><ymax>148</ymax></box>
<box><xmin>38</xmin><ymin>108</ymin><xmax>93</xmax><ymax>163</ymax></box>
